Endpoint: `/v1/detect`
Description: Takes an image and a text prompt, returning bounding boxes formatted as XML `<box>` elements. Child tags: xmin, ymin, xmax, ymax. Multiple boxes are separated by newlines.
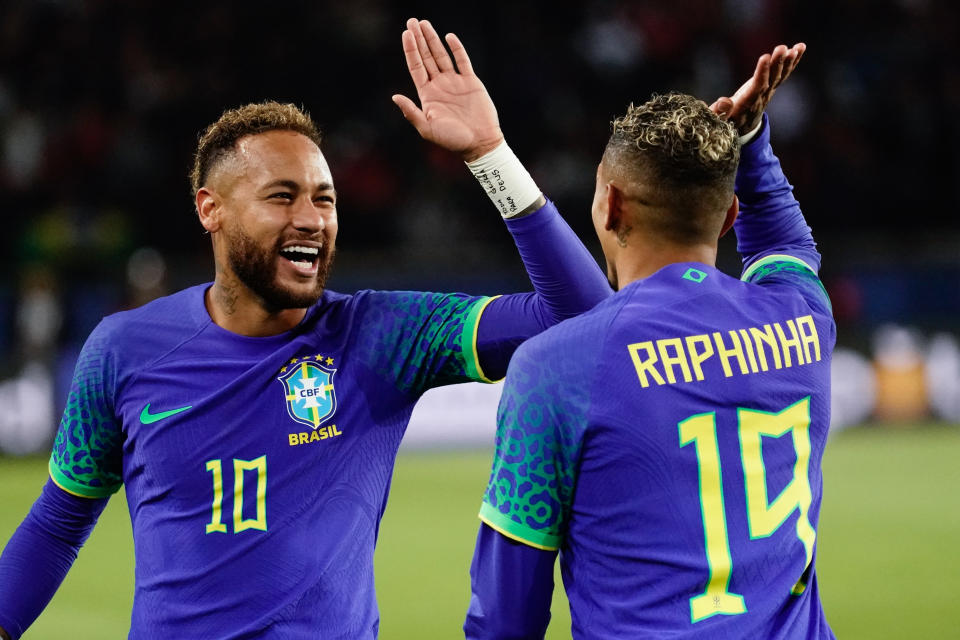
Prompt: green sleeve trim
<box><xmin>741</xmin><ymin>253</ymin><xmax>817</xmax><ymax>282</ymax></box>
<box><xmin>48</xmin><ymin>458</ymin><xmax>121</xmax><ymax>498</ymax></box>
<box><xmin>460</xmin><ymin>295</ymin><xmax>501</xmax><ymax>383</ymax></box>
<box><xmin>479</xmin><ymin>501</ymin><xmax>561</xmax><ymax>551</ymax></box>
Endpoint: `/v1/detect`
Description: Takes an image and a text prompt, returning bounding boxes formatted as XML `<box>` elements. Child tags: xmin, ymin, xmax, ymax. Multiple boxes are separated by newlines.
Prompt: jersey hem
<box><xmin>462</xmin><ymin>296</ymin><xmax>502</xmax><ymax>383</ymax></box>
<box><xmin>48</xmin><ymin>459</ymin><xmax>120</xmax><ymax>498</ymax></box>
<box><xmin>479</xmin><ymin>502</ymin><xmax>560</xmax><ymax>550</ymax></box>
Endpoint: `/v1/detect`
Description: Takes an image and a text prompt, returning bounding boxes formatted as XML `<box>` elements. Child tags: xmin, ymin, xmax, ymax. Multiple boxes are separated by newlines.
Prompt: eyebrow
<box><xmin>261</xmin><ymin>179</ymin><xmax>335</xmax><ymax>193</ymax></box>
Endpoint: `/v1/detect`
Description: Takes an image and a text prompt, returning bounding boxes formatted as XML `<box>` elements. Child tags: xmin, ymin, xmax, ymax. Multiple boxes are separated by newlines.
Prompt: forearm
<box><xmin>474</xmin><ymin>198</ymin><xmax>612</xmax><ymax>377</ymax></box>
<box><xmin>504</xmin><ymin>198</ymin><xmax>612</xmax><ymax>318</ymax></box>
<box><xmin>0</xmin><ymin>479</ymin><xmax>107</xmax><ymax>639</ymax></box>
<box><xmin>734</xmin><ymin>114</ymin><xmax>820</xmax><ymax>271</ymax></box>
<box><xmin>467</xmin><ymin>141</ymin><xmax>611</xmax><ymax>318</ymax></box>
<box><xmin>464</xmin><ymin>524</ymin><xmax>556</xmax><ymax>640</ymax></box>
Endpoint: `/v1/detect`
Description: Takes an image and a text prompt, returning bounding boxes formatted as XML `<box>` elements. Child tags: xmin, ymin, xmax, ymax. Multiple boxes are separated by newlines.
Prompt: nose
<box><xmin>291</xmin><ymin>197</ymin><xmax>324</xmax><ymax>234</ymax></box>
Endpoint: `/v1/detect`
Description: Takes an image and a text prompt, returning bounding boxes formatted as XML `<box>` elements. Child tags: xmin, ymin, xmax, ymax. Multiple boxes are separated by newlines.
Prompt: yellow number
<box><xmin>233</xmin><ymin>456</ymin><xmax>268</xmax><ymax>533</ymax></box>
<box><xmin>679</xmin><ymin>413</ymin><xmax>746</xmax><ymax>622</ymax></box>
<box><xmin>739</xmin><ymin>398</ymin><xmax>814</xmax><ymax>593</ymax></box>
<box><xmin>680</xmin><ymin>398</ymin><xmax>815</xmax><ymax>621</ymax></box>
<box><xmin>205</xmin><ymin>456</ymin><xmax>267</xmax><ymax>534</ymax></box>
<box><xmin>204</xmin><ymin>459</ymin><xmax>228</xmax><ymax>534</ymax></box>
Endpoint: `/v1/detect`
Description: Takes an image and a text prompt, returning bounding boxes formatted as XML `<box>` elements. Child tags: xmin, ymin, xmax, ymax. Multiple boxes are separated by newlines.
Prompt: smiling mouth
<box><xmin>279</xmin><ymin>245</ymin><xmax>321</xmax><ymax>271</ymax></box>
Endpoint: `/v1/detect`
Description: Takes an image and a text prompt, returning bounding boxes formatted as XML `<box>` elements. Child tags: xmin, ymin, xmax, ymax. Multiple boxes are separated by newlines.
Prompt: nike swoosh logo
<box><xmin>139</xmin><ymin>403</ymin><xmax>193</xmax><ymax>424</ymax></box>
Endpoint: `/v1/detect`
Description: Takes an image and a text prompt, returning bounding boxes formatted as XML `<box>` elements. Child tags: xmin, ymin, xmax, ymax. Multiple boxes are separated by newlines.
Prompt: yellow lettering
<box><xmin>331</xmin><ymin>424</ymin><xmax>342</xmax><ymax>435</ymax></box>
<box><xmin>750</xmin><ymin>325</ymin><xmax>782</xmax><ymax>371</ymax></box>
<box><xmin>685</xmin><ymin>334</ymin><xmax>714</xmax><ymax>381</ymax></box>
<box><xmin>738</xmin><ymin>329</ymin><xmax>759</xmax><ymax>374</ymax></box>
<box><xmin>628</xmin><ymin>342</ymin><xmax>666</xmax><ymax>388</ymax></box>
<box><xmin>796</xmin><ymin>315</ymin><xmax>821</xmax><ymax>363</ymax></box>
<box><xmin>288</xmin><ymin>434</ymin><xmax>299</xmax><ymax>446</ymax></box>
<box><xmin>712</xmin><ymin>331</ymin><xmax>749</xmax><ymax>378</ymax></box>
<box><xmin>774</xmin><ymin>320</ymin><xmax>805</xmax><ymax>367</ymax></box>
<box><xmin>298</xmin><ymin>433</ymin><xmax>309</xmax><ymax>445</ymax></box>
<box><xmin>310</xmin><ymin>430</ymin><xmax>321</xmax><ymax>442</ymax></box>
<box><xmin>657</xmin><ymin>338</ymin><xmax>693</xmax><ymax>384</ymax></box>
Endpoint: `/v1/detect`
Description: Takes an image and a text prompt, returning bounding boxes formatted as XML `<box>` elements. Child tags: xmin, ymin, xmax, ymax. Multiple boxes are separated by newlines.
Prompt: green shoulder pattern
<box><xmin>479</xmin><ymin>329</ymin><xmax>591</xmax><ymax>550</ymax></box>
<box><xmin>742</xmin><ymin>254</ymin><xmax>832</xmax><ymax>313</ymax></box>
<box><xmin>49</xmin><ymin>326</ymin><xmax>123</xmax><ymax>498</ymax></box>
<box><xmin>355</xmin><ymin>291</ymin><xmax>495</xmax><ymax>396</ymax></box>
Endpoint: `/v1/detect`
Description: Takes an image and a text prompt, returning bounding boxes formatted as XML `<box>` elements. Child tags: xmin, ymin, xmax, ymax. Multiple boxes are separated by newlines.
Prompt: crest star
<box><xmin>315</xmin><ymin>354</ymin><xmax>324</xmax><ymax>361</ymax></box>
<box><xmin>280</xmin><ymin>366</ymin><xmax>288</xmax><ymax>373</ymax></box>
<box><xmin>289</xmin><ymin>357</ymin><xmax>299</xmax><ymax>364</ymax></box>
<box><xmin>326</xmin><ymin>357</ymin><xmax>334</xmax><ymax>365</ymax></box>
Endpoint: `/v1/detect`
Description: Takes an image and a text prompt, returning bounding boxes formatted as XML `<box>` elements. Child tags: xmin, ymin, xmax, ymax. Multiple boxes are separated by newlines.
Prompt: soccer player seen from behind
<box><xmin>466</xmin><ymin>44</ymin><xmax>838</xmax><ymax>639</ymax></box>
<box><xmin>0</xmin><ymin>19</ymin><xmax>613</xmax><ymax>639</ymax></box>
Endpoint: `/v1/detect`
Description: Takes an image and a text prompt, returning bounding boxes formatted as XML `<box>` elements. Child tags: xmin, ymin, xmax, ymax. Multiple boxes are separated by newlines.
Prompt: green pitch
<box><xmin>0</xmin><ymin>424</ymin><xmax>958</xmax><ymax>639</ymax></box>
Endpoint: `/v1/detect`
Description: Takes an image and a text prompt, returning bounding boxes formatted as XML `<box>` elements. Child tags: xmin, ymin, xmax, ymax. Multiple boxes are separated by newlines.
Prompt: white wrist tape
<box><xmin>466</xmin><ymin>142</ymin><xmax>542</xmax><ymax>218</ymax></box>
<box><xmin>739</xmin><ymin>119</ymin><xmax>763</xmax><ymax>145</ymax></box>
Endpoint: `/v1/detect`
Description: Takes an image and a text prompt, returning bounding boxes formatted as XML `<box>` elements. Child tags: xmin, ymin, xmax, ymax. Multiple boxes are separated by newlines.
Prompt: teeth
<box><xmin>282</xmin><ymin>245</ymin><xmax>319</xmax><ymax>257</ymax></box>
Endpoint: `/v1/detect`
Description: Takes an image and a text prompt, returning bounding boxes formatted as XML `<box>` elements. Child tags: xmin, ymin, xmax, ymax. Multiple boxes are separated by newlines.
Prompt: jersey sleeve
<box><xmin>48</xmin><ymin>320</ymin><xmax>124</xmax><ymax>498</ymax></box>
<box><xmin>735</xmin><ymin>114</ymin><xmax>822</xmax><ymax>275</ymax></box>
<box><xmin>354</xmin><ymin>290</ymin><xmax>499</xmax><ymax>396</ymax></box>
<box><xmin>478</xmin><ymin>327</ymin><xmax>591</xmax><ymax>550</ymax></box>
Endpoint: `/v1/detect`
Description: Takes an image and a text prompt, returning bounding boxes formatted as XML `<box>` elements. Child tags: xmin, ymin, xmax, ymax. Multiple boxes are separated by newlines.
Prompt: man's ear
<box><xmin>604</xmin><ymin>182</ymin><xmax>625</xmax><ymax>232</ymax></box>
<box><xmin>719</xmin><ymin>194</ymin><xmax>739</xmax><ymax>238</ymax></box>
<box><xmin>196</xmin><ymin>188</ymin><xmax>221</xmax><ymax>233</ymax></box>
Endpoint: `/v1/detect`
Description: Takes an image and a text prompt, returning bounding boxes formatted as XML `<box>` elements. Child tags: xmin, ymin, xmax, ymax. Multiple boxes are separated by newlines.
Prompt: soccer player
<box><xmin>466</xmin><ymin>44</ymin><xmax>837</xmax><ymax>638</ymax></box>
<box><xmin>0</xmin><ymin>19</ymin><xmax>612</xmax><ymax>639</ymax></box>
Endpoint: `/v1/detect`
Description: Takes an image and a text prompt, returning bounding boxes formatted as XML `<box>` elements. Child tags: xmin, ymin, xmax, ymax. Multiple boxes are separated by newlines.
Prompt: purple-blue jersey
<box><xmin>49</xmin><ymin>285</ymin><xmax>502</xmax><ymax>638</ymax></box>
<box><xmin>469</xmin><ymin>117</ymin><xmax>837</xmax><ymax>639</ymax></box>
<box><xmin>481</xmin><ymin>260</ymin><xmax>834</xmax><ymax>639</ymax></box>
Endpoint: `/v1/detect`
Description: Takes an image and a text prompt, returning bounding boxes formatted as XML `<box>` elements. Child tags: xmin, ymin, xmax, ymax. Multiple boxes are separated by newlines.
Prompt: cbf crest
<box><xmin>277</xmin><ymin>355</ymin><xmax>338</xmax><ymax>428</ymax></box>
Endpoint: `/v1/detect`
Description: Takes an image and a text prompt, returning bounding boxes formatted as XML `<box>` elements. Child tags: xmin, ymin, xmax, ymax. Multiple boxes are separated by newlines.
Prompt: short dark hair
<box><xmin>189</xmin><ymin>101</ymin><xmax>323</xmax><ymax>195</ymax></box>
<box><xmin>603</xmin><ymin>93</ymin><xmax>739</xmax><ymax>243</ymax></box>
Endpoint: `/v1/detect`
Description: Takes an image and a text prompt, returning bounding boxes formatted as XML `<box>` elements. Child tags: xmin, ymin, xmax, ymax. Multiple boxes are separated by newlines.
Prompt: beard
<box><xmin>225</xmin><ymin>224</ymin><xmax>336</xmax><ymax>311</ymax></box>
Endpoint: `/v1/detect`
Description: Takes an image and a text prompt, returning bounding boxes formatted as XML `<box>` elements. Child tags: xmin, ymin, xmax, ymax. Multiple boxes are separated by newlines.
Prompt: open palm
<box><xmin>710</xmin><ymin>43</ymin><xmax>806</xmax><ymax>136</ymax></box>
<box><xmin>393</xmin><ymin>19</ymin><xmax>504</xmax><ymax>162</ymax></box>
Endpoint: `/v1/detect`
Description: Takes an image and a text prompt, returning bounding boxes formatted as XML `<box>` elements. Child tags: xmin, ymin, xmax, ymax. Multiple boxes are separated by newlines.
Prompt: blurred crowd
<box><xmin>0</xmin><ymin>0</ymin><xmax>957</xmax><ymax>451</ymax></box>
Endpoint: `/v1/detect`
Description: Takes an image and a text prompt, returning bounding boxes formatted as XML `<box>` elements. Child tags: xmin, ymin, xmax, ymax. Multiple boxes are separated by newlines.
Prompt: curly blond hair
<box><xmin>603</xmin><ymin>93</ymin><xmax>739</xmax><ymax>242</ymax></box>
<box><xmin>189</xmin><ymin>101</ymin><xmax>322</xmax><ymax>195</ymax></box>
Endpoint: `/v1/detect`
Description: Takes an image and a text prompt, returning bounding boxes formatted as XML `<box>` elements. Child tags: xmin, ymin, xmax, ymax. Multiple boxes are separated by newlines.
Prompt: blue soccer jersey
<box><xmin>479</xmin><ymin>258</ymin><xmax>836</xmax><ymax>639</ymax></box>
<box><xmin>49</xmin><ymin>285</ymin><xmax>499</xmax><ymax>638</ymax></box>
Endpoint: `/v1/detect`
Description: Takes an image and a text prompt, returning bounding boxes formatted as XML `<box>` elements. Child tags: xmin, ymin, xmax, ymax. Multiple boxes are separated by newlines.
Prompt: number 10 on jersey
<box><xmin>205</xmin><ymin>456</ymin><xmax>268</xmax><ymax>534</ymax></box>
<box><xmin>679</xmin><ymin>397</ymin><xmax>815</xmax><ymax>623</ymax></box>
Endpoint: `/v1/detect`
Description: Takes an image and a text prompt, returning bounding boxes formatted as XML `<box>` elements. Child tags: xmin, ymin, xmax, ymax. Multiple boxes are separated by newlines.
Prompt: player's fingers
<box><xmin>400</xmin><ymin>29</ymin><xmax>429</xmax><ymax>88</ymax></box>
<box><xmin>768</xmin><ymin>44</ymin><xmax>789</xmax><ymax>89</ymax></box>
<box><xmin>728</xmin><ymin>52</ymin><xmax>767</xmax><ymax>116</ymax></box>
<box><xmin>445</xmin><ymin>32</ymin><xmax>474</xmax><ymax>75</ymax></box>
<box><xmin>408</xmin><ymin>18</ymin><xmax>440</xmax><ymax>78</ymax></box>
<box><xmin>752</xmin><ymin>53</ymin><xmax>772</xmax><ymax>98</ymax></box>
<box><xmin>709</xmin><ymin>97</ymin><xmax>734</xmax><ymax>118</ymax></box>
<box><xmin>420</xmin><ymin>20</ymin><xmax>455</xmax><ymax>72</ymax></box>
<box><xmin>392</xmin><ymin>94</ymin><xmax>429</xmax><ymax>133</ymax></box>
<box><xmin>793</xmin><ymin>42</ymin><xmax>807</xmax><ymax>64</ymax></box>
<box><xmin>782</xmin><ymin>42</ymin><xmax>806</xmax><ymax>82</ymax></box>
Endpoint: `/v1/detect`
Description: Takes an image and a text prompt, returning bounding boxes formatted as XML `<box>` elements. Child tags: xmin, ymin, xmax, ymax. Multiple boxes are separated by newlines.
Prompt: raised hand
<box><xmin>392</xmin><ymin>18</ymin><xmax>504</xmax><ymax>162</ymax></box>
<box><xmin>710</xmin><ymin>43</ymin><xmax>806</xmax><ymax>136</ymax></box>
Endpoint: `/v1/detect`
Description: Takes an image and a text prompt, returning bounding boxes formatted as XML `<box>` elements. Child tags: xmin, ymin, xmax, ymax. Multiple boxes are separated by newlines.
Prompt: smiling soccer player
<box><xmin>0</xmin><ymin>19</ymin><xmax>613</xmax><ymax>639</ymax></box>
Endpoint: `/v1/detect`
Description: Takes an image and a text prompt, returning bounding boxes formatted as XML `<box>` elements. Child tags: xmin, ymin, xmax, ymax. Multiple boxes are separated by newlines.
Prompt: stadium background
<box><xmin>0</xmin><ymin>0</ymin><xmax>957</xmax><ymax>637</ymax></box>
